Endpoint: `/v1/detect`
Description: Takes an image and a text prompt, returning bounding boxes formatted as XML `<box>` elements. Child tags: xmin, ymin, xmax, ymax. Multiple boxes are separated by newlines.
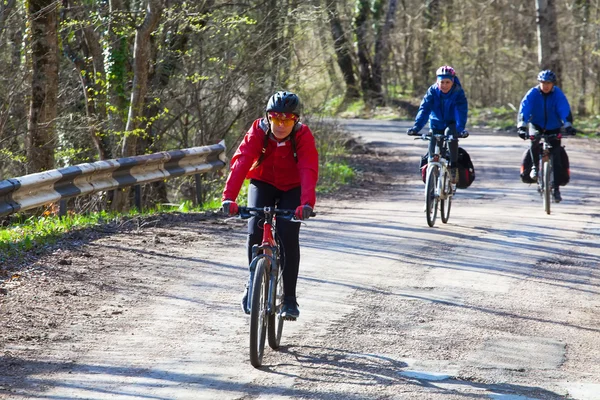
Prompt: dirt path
<box><xmin>1</xmin><ymin>120</ymin><xmax>599</xmax><ymax>399</ymax></box>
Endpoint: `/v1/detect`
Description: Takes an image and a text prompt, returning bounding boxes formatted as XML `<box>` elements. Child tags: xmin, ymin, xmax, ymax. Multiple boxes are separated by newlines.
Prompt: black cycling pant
<box><xmin>529</xmin><ymin>128</ymin><xmax>562</xmax><ymax>188</ymax></box>
<box><xmin>247</xmin><ymin>179</ymin><xmax>301</xmax><ymax>299</ymax></box>
<box><xmin>430</xmin><ymin>126</ymin><xmax>459</xmax><ymax>167</ymax></box>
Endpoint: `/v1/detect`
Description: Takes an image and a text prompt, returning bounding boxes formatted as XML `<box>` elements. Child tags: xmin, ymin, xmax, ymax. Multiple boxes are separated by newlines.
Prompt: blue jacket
<box><xmin>412</xmin><ymin>77</ymin><xmax>468</xmax><ymax>133</ymax></box>
<box><xmin>517</xmin><ymin>86</ymin><xmax>572</xmax><ymax>131</ymax></box>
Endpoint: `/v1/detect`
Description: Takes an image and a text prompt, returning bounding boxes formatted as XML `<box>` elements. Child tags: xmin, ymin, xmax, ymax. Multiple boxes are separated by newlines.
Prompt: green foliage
<box><xmin>571</xmin><ymin>114</ymin><xmax>600</xmax><ymax>137</ymax></box>
<box><xmin>468</xmin><ymin>106</ymin><xmax>517</xmax><ymax>130</ymax></box>
<box><xmin>317</xmin><ymin>161</ymin><xmax>355</xmax><ymax>194</ymax></box>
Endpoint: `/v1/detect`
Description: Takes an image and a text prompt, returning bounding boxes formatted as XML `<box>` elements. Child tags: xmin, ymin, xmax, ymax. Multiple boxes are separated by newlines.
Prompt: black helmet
<box><xmin>266</xmin><ymin>91</ymin><xmax>301</xmax><ymax>115</ymax></box>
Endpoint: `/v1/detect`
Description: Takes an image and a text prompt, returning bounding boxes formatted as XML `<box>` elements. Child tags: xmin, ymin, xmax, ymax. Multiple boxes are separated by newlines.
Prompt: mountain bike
<box><xmin>529</xmin><ymin>132</ymin><xmax>572</xmax><ymax>215</ymax></box>
<box><xmin>415</xmin><ymin>131</ymin><xmax>460</xmax><ymax>227</ymax></box>
<box><xmin>237</xmin><ymin>206</ymin><xmax>314</xmax><ymax>368</ymax></box>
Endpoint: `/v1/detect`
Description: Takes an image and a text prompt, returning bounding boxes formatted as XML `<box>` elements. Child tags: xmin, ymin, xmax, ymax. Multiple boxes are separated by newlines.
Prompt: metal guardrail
<box><xmin>0</xmin><ymin>141</ymin><xmax>226</xmax><ymax>217</ymax></box>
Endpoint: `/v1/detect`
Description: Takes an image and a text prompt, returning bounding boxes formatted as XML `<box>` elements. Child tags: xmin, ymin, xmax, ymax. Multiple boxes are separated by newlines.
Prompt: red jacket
<box><xmin>223</xmin><ymin>118</ymin><xmax>319</xmax><ymax>207</ymax></box>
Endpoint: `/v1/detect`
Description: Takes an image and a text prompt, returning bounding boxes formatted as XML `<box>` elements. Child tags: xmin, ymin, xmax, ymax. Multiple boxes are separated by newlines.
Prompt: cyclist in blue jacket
<box><xmin>407</xmin><ymin>65</ymin><xmax>469</xmax><ymax>184</ymax></box>
<box><xmin>517</xmin><ymin>70</ymin><xmax>575</xmax><ymax>203</ymax></box>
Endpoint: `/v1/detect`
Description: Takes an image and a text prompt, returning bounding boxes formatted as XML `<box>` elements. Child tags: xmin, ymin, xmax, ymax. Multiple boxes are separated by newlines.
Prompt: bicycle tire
<box><xmin>425</xmin><ymin>164</ymin><xmax>439</xmax><ymax>227</ymax></box>
<box><xmin>440</xmin><ymin>169</ymin><xmax>452</xmax><ymax>224</ymax></box>
<box><xmin>249</xmin><ymin>258</ymin><xmax>269</xmax><ymax>367</ymax></box>
<box><xmin>543</xmin><ymin>160</ymin><xmax>552</xmax><ymax>215</ymax></box>
<box><xmin>267</xmin><ymin>263</ymin><xmax>284</xmax><ymax>349</ymax></box>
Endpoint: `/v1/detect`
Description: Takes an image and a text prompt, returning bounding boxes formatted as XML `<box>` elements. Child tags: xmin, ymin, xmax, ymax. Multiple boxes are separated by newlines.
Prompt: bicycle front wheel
<box><xmin>543</xmin><ymin>160</ymin><xmax>552</xmax><ymax>215</ymax></box>
<box><xmin>440</xmin><ymin>170</ymin><xmax>452</xmax><ymax>224</ymax></box>
<box><xmin>267</xmin><ymin>263</ymin><xmax>284</xmax><ymax>350</ymax></box>
<box><xmin>425</xmin><ymin>164</ymin><xmax>439</xmax><ymax>227</ymax></box>
<box><xmin>249</xmin><ymin>258</ymin><xmax>269</xmax><ymax>367</ymax></box>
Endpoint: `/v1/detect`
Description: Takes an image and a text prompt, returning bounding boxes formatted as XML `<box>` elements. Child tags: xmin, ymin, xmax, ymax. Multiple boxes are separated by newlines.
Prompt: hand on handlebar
<box><xmin>407</xmin><ymin>128</ymin><xmax>420</xmax><ymax>136</ymax></box>
<box><xmin>459</xmin><ymin>130</ymin><xmax>469</xmax><ymax>138</ymax></box>
<box><xmin>517</xmin><ymin>128</ymin><xmax>528</xmax><ymax>140</ymax></box>
<box><xmin>564</xmin><ymin>126</ymin><xmax>576</xmax><ymax>136</ymax></box>
<box><xmin>295</xmin><ymin>204</ymin><xmax>313</xmax><ymax>220</ymax></box>
<box><xmin>221</xmin><ymin>200</ymin><xmax>239</xmax><ymax>216</ymax></box>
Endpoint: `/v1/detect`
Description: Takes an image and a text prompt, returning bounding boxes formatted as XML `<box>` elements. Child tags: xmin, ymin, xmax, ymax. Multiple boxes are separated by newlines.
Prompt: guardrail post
<box><xmin>194</xmin><ymin>173</ymin><xmax>203</xmax><ymax>207</ymax></box>
<box><xmin>59</xmin><ymin>200</ymin><xmax>67</xmax><ymax>217</ymax></box>
<box><xmin>134</xmin><ymin>185</ymin><xmax>142</xmax><ymax>210</ymax></box>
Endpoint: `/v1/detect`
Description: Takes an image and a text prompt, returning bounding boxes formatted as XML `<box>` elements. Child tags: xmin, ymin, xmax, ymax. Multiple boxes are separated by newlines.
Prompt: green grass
<box><xmin>469</xmin><ymin>106</ymin><xmax>517</xmax><ymax>130</ymax></box>
<box><xmin>317</xmin><ymin>161</ymin><xmax>355</xmax><ymax>194</ymax></box>
<box><xmin>0</xmin><ymin>201</ymin><xmax>218</xmax><ymax>263</ymax></box>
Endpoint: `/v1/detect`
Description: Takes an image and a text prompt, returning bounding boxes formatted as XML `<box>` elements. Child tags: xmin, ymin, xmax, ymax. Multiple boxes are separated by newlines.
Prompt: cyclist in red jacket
<box><xmin>222</xmin><ymin>91</ymin><xmax>319</xmax><ymax>319</ymax></box>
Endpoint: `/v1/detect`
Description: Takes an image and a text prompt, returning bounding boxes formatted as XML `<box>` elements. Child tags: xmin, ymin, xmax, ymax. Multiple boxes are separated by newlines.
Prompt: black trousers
<box><xmin>430</xmin><ymin>126</ymin><xmax>459</xmax><ymax>167</ymax></box>
<box><xmin>529</xmin><ymin>128</ymin><xmax>563</xmax><ymax>187</ymax></box>
<box><xmin>247</xmin><ymin>179</ymin><xmax>301</xmax><ymax>299</ymax></box>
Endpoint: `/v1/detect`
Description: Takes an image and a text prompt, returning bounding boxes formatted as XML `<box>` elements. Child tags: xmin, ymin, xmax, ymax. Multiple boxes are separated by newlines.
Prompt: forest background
<box><xmin>0</xmin><ymin>0</ymin><xmax>598</xmax><ymax>212</ymax></box>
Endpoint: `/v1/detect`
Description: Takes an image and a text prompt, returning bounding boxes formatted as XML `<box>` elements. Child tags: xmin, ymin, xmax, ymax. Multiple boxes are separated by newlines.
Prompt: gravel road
<box><xmin>1</xmin><ymin>119</ymin><xmax>599</xmax><ymax>400</ymax></box>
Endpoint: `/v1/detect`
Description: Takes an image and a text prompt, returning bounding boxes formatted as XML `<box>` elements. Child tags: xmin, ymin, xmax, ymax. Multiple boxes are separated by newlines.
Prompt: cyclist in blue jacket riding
<box><xmin>407</xmin><ymin>65</ymin><xmax>469</xmax><ymax>184</ymax></box>
<box><xmin>517</xmin><ymin>69</ymin><xmax>575</xmax><ymax>203</ymax></box>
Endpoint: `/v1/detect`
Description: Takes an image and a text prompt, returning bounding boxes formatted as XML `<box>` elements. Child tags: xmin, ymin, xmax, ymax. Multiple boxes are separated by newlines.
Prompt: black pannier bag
<box><xmin>520</xmin><ymin>145</ymin><xmax>570</xmax><ymax>186</ymax></box>
<box><xmin>419</xmin><ymin>154</ymin><xmax>428</xmax><ymax>183</ymax></box>
<box><xmin>456</xmin><ymin>147</ymin><xmax>475</xmax><ymax>189</ymax></box>
<box><xmin>520</xmin><ymin>148</ymin><xmax>537</xmax><ymax>184</ymax></box>
<box><xmin>556</xmin><ymin>146</ymin><xmax>570</xmax><ymax>186</ymax></box>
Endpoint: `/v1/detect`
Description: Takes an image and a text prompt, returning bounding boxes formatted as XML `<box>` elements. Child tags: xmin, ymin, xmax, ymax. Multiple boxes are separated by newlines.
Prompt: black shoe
<box><xmin>241</xmin><ymin>286</ymin><xmax>250</xmax><ymax>315</ymax></box>
<box><xmin>280</xmin><ymin>296</ymin><xmax>299</xmax><ymax>320</ymax></box>
<box><xmin>553</xmin><ymin>188</ymin><xmax>562</xmax><ymax>203</ymax></box>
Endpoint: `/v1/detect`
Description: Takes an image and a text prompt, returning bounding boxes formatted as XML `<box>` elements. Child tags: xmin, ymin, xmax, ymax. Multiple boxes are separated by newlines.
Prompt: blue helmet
<box><xmin>537</xmin><ymin>70</ymin><xmax>557</xmax><ymax>83</ymax></box>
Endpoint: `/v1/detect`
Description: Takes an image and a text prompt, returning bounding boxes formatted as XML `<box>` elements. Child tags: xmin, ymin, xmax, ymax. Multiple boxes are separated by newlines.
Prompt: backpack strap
<box><xmin>252</xmin><ymin>119</ymin><xmax>301</xmax><ymax>168</ymax></box>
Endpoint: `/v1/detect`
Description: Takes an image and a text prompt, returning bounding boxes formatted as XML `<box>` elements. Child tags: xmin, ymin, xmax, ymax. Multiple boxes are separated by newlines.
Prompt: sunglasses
<box><xmin>268</xmin><ymin>112</ymin><xmax>298</xmax><ymax>127</ymax></box>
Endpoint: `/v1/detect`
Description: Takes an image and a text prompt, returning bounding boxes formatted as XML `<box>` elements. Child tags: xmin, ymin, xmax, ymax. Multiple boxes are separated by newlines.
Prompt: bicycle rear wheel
<box><xmin>440</xmin><ymin>170</ymin><xmax>452</xmax><ymax>224</ymax></box>
<box><xmin>267</xmin><ymin>263</ymin><xmax>284</xmax><ymax>349</ymax></box>
<box><xmin>425</xmin><ymin>164</ymin><xmax>439</xmax><ymax>227</ymax></box>
<box><xmin>543</xmin><ymin>160</ymin><xmax>551</xmax><ymax>215</ymax></box>
<box><xmin>249</xmin><ymin>258</ymin><xmax>269</xmax><ymax>367</ymax></box>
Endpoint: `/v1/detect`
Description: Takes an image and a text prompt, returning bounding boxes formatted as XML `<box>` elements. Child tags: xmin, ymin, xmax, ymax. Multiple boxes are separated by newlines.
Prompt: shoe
<box><xmin>280</xmin><ymin>296</ymin><xmax>299</xmax><ymax>319</ymax></box>
<box><xmin>450</xmin><ymin>168</ymin><xmax>459</xmax><ymax>184</ymax></box>
<box><xmin>530</xmin><ymin>168</ymin><xmax>538</xmax><ymax>181</ymax></box>
<box><xmin>553</xmin><ymin>188</ymin><xmax>562</xmax><ymax>203</ymax></box>
<box><xmin>241</xmin><ymin>285</ymin><xmax>250</xmax><ymax>315</ymax></box>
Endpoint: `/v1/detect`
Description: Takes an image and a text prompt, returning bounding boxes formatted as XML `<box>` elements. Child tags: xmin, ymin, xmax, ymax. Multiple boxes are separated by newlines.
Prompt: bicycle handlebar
<box><xmin>236</xmin><ymin>206</ymin><xmax>317</xmax><ymax>221</ymax></box>
<box><xmin>528</xmin><ymin>131</ymin><xmax>574</xmax><ymax>141</ymax></box>
<box><xmin>413</xmin><ymin>131</ymin><xmax>469</xmax><ymax>141</ymax></box>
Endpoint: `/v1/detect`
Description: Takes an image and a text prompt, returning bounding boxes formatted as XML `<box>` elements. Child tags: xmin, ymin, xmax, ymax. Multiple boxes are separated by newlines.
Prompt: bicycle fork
<box><xmin>429</xmin><ymin>161</ymin><xmax>450</xmax><ymax>201</ymax></box>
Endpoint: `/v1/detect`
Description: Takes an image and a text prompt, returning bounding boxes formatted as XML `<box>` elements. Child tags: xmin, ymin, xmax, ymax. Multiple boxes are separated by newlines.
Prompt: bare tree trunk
<box><xmin>355</xmin><ymin>0</ymin><xmax>376</xmax><ymax>104</ymax></box>
<box><xmin>26</xmin><ymin>0</ymin><xmax>59</xmax><ymax>173</ymax></box>
<box><xmin>0</xmin><ymin>0</ymin><xmax>16</xmax><ymax>37</ymax></box>
<box><xmin>61</xmin><ymin>0</ymin><xmax>112</xmax><ymax>160</ymax></box>
<box><xmin>121</xmin><ymin>0</ymin><xmax>163</xmax><ymax>157</ymax></box>
<box><xmin>113</xmin><ymin>0</ymin><xmax>163</xmax><ymax>211</ymax></box>
<box><xmin>536</xmin><ymin>0</ymin><xmax>561</xmax><ymax>84</ymax></box>
<box><xmin>372</xmin><ymin>0</ymin><xmax>398</xmax><ymax>106</ymax></box>
<box><xmin>575</xmin><ymin>0</ymin><xmax>590</xmax><ymax>115</ymax></box>
<box><xmin>415</xmin><ymin>0</ymin><xmax>439</xmax><ymax>93</ymax></box>
<box><xmin>325</xmin><ymin>0</ymin><xmax>360</xmax><ymax>102</ymax></box>
<box><xmin>107</xmin><ymin>0</ymin><xmax>128</xmax><ymax>143</ymax></box>
<box><xmin>317</xmin><ymin>9</ymin><xmax>343</xmax><ymax>95</ymax></box>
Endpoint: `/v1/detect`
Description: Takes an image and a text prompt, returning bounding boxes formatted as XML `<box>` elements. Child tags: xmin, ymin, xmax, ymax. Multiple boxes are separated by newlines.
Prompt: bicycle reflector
<box><xmin>433</xmin><ymin>155</ymin><xmax>440</xmax><ymax>162</ymax></box>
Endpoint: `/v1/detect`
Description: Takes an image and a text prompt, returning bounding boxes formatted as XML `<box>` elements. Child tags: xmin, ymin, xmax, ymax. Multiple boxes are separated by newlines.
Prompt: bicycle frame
<box><xmin>425</xmin><ymin>133</ymin><xmax>453</xmax><ymax>201</ymax></box>
<box><xmin>247</xmin><ymin>207</ymin><xmax>280</xmax><ymax>316</ymax></box>
<box><xmin>529</xmin><ymin>133</ymin><xmax>560</xmax><ymax>214</ymax></box>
